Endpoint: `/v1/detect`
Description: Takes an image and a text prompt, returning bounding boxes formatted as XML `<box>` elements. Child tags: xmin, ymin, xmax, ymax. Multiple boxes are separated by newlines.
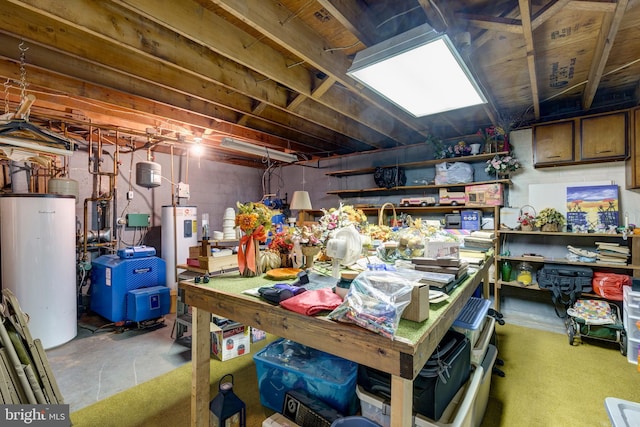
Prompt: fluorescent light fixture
<box><xmin>220</xmin><ymin>137</ymin><xmax>298</xmax><ymax>163</ymax></box>
<box><xmin>347</xmin><ymin>24</ymin><xmax>486</xmax><ymax>117</ymax></box>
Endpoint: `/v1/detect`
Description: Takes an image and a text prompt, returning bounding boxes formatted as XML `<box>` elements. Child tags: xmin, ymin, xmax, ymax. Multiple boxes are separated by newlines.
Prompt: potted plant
<box><xmin>534</xmin><ymin>208</ymin><xmax>566</xmax><ymax>232</ymax></box>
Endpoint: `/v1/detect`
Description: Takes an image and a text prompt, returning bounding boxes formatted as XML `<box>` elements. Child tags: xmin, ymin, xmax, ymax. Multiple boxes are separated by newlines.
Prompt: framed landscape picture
<box><xmin>566</xmin><ymin>184</ymin><xmax>619</xmax><ymax>232</ymax></box>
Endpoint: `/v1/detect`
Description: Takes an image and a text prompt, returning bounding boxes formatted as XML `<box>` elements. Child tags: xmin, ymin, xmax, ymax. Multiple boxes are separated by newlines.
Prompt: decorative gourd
<box><xmin>258</xmin><ymin>250</ymin><xmax>281</xmax><ymax>272</ymax></box>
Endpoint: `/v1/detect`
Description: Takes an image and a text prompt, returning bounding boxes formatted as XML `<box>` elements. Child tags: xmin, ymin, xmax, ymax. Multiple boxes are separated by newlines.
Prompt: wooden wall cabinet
<box><xmin>581</xmin><ymin>113</ymin><xmax>627</xmax><ymax>161</ymax></box>
<box><xmin>625</xmin><ymin>107</ymin><xmax>640</xmax><ymax>189</ymax></box>
<box><xmin>533</xmin><ymin>110</ymin><xmax>628</xmax><ymax>168</ymax></box>
<box><xmin>533</xmin><ymin>121</ymin><xmax>575</xmax><ymax>166</ymax></box>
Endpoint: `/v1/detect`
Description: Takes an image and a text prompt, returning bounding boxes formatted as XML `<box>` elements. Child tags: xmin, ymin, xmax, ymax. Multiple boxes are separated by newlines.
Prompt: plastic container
<box><xmin>452</xmin><ymin>298</ymin><xmax>491</xmax><ymax>347</ymax></box>
<box><xmin>356</xmin><ymin>365</ymin><xmax>484</xmax><ymax>427</ymax></box>
<box><xmin>472</xmin><ymin>344</ymin><xmax>497</xmax><ymax>427</ymax></box>
<box><xmin>470</xmin><ymin>316</ymin><xmax>496</xmax><ymax>366</ymax></box>
<box><xmin>253</xmin><ymin>338</ymin><xmax>357</xmax><ymax>415</ymax></box>
<box><xmin>624</xmin><ymin>287</ymin><xmax>640</xmax><ymax>364</ymax></box>
<box><xmin>331</xmin><ymin>416</ymin><xmax>382</xmax><ymax>427</ymax></box>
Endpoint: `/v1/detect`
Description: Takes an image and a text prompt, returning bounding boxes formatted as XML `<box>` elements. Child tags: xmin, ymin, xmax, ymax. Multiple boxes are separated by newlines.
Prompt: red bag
<box><xmin>592</xmin><ymin>272</ymin><xmax>630</xmax><ymax>301</ymax></box>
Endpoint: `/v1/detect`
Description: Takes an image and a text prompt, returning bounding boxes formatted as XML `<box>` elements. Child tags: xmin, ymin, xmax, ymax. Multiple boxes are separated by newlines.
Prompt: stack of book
<box><xmin>459</xmin><ymin>231</ymin><xmax>494</xmax><ymax>265</ymax></box>
<box><xmin>595</xmin><ymin>241</ymin><xmax>629</xmax><ymax>265</ymax></box>
<box><xmin>410</xmin><ymin>257</ymin><xmax>470</xmax><ymax>293</ymax></box>
<box><xmin>411</xmin><ymin>257</ymin><xmax>469</xmax><ymax>278</ymax></box>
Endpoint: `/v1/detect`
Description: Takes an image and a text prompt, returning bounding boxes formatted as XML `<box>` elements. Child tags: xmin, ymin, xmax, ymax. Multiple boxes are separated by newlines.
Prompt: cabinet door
<box><xmin>626</xmin><ymin>108</ymin><xmax>640</xmax><ymax>189</ymax></box>
<box><xmin>580</xmin><ymin>112</ymin><xmax>627</xmax><ymax>161</ymax></box>
<box><xmin>533</xmin><ymin>121</ymin><xmax>575</xmax><ymax>167</ymax></box>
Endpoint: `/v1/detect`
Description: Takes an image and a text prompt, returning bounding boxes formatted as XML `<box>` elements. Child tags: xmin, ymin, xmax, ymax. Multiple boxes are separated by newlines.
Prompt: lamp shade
<box><xmin>290</xmin><ymin>191</ymin><xmax>312</xmax><ymax>211</ymax></box>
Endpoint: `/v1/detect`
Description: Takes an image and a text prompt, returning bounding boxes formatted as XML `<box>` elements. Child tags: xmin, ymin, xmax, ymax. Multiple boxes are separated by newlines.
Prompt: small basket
<box><xmin>519</xmin><ymin>204</ymin><xmax>536</xmax><ymax>231</ymax></box>
<box><xmin>378</xmin><ymin>202</ymin><xmax>398</xmax><ymax>227</ymax></box>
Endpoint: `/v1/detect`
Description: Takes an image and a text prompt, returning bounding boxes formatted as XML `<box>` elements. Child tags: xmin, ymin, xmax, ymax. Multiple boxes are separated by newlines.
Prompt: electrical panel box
<box><xmin>177</xmin><ymin>182</ymin><xmax>190</xmax><ymax>199</ymax></box>
<box><xmin>126</xmin><ymin>213</ymin><xmax>150</xmax><ymax>227</ymax></box>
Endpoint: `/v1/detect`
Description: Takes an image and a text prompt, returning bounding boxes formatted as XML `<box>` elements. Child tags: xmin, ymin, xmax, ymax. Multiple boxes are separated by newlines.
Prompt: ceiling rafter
<box><xmin>518</xmin><ymin>0</ymin><xmax>541</xmax><ymax>120</ymax></box>
<box><xmin>115</xmin><ymin>0</ymin><xmax>413</xmax><ymax>146</ymax></box>
<box><xmin>582</xmin><ymin>0</ymin><xmax>629</xmax><ymax>109</ymax></box>
<box><xmin>5</xmin><ymin>0</ymin><xmax>382</xmax><ymax>153</ymax></box>
<box><xmin>209</xmin><ymin>0</ymin><xmax>430</xmax><ymax>141</ymax></box>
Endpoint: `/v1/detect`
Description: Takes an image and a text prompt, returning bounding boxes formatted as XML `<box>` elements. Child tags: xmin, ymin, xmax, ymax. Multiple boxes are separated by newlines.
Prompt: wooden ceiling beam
<box><xmin>458</xmin><ymin>15</ymin><xmax>523</xmax><ymax>33</ymax></box>
<box><xmin>519</xmin><ymin>0</ymin><xmax>541</xmax><ymax>120</ymax></box>
<box><xmin>316</xmin><ymin>0</ymin><xmax>377</xmax><ymax>47</ymax></box>
<box><xmin>0</xmin><ymin>51</ymin><xmax>335</xmax><ymax>155</ymax></box>
<box><xmin>566</xmin><ymin>0</ymin><xmax>618</xmax><ymax>13</ymax></box>
<box><xmin>115</xmin><ymin>0</ymin><xmax>414</xmax><ymax>144</ymax></box>
<box><xmin>209</xmin><ymin>0</ymin><xmax>429</xmax><ymax>140</ymax></box>
<box><xmin>4</xmin><ymin>0</ymin><xmax>386</xmax><ymax>151</ymax></box>
<box><xmin>532</xmin><ymin>0</ymin><xmax>572</xmax><ymax>30</ymax></box>
<box><xmin>582</xmin><ymin>0</ymin><xmax>629</xmax><ymax>109</ymax></box>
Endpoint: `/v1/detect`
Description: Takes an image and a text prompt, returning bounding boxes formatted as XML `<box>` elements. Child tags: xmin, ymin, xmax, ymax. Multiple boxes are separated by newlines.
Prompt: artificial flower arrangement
<box><xmin>435</xmin><ymin>140</ymin><xmax>472</xmax><ymax>159</ymax></box>
<box><xmin>477</xmin><ymin>125</ymin><xmax>510</xmax><ymax>152</ymax></box>
<box><xmin>267</xmin><ymin>228</ymin><xmax>294</xmax><ymax>254</ymax></box>
<box><xmin>534</xmin><ymin>207</ymin><xmax>566</xmax><ymax>231</ymax></box>
<box><xmin>235</xmin><ymin>201</ymin><xmax>275</xmax><ymax>276</ymax></box>
<box><xmin>317</xmin><ymin>203</ymin><xmax>368</xmax><ymax>238</ymax></box>
<box><xmin>517</xmin><ymin>212</ymin><xmax>536</xmax><ymax>230</ymax></box>
<box><xmin>485</xmin><ymin>153</ymin><xmax>521</xmax><ymax>175</ymax></box>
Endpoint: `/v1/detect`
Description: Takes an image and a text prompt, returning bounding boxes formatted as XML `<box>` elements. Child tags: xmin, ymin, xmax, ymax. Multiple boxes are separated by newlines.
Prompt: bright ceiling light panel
<box><xmin>220</xmin><ymin>137</ymin><xmax>298</xmax><ymax>163</ymax></box>
<box><xmin>347</xmin><ymin>24</ymin><xmax>486</xmax><ymax>117</ymax></box>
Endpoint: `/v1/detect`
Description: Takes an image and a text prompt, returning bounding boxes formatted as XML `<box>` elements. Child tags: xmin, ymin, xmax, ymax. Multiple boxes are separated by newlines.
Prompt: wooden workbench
<box><xmin>179</xmin><ymin>256</ymin><xmax>492</xmax><ymax>427</ymax></box>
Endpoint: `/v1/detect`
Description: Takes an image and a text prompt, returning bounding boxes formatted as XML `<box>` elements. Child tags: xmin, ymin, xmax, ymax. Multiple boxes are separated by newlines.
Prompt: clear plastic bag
<box><xmin>434</xmin><ymin>162</ymin><xmax>474</xmax><ymax>185</ymax></box>
<box><xmin>328</xmin><ymin>270</ymin><xmax>419</xmax><ymax>338</ymax></box>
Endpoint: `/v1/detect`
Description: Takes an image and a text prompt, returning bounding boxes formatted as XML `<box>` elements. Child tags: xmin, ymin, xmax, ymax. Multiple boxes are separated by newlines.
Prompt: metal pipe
<box><xmin>171</xmin><ymin>145</ymin><xmax>178</xmax><ymax>288</ymax></box>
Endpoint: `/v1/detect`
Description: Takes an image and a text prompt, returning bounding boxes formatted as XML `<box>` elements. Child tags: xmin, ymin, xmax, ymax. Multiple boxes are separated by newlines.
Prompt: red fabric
<box><xmin>280</xmin><ymin>288</ymin><xmax>343</xmax><ymax>316</ymax></box>
<box><xmin>592</xmin><ymin>272</ymin><xmax>630</xmax><ymax>301</ymax></box>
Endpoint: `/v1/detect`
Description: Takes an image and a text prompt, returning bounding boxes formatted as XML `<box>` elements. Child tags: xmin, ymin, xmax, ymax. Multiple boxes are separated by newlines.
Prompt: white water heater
<box><xmin>0</xmin><ymin>194</ymin><xmax>77</xmax><ymax>349</ymax></box>
<box><xmin>161</xmin><ymin>205</ymin><xmax>197</xmax><ymax>289</ymax></box>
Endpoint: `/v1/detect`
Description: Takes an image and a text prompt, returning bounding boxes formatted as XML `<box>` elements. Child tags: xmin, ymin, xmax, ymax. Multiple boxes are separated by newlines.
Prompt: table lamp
<box><xmin>290</xmin><ymin>190</ymin><xmax>312</xmax><ymax>225</ymax></box>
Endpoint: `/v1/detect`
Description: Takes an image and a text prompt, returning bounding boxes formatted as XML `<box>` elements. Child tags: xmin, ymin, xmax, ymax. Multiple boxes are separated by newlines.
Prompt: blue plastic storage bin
<box><xmin>331</xmin><ymin>416</ymin><xmax>382</xmax><ymax>427</ymax></box>
<box><xmin>253</xmin><ymin>338</ymin><xmax>358</xmax><ymax>415</ymax></box>
<box><xmin>452</xmin><ymin>297</ymin><xmax>491</xmax><ymax>347</ymax></box>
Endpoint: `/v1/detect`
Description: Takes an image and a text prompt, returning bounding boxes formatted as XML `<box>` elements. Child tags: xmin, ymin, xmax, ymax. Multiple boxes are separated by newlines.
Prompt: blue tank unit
<box><xmin>126</xmin><ymin>286</ymin><xmax>171</xmax><ymax>322</ymax></box>
<box><xmin>91</xmin><ymin>253</ymin><xmax>167</xmax><ymax>322</ymax></box>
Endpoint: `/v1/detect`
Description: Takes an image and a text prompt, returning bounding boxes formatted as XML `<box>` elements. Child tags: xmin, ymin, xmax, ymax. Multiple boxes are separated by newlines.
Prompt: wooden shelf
<box><xmin>496</xmin><ymin>255</ymin><xmax>639</xmax><ymax>271</ymax></box>
<box><xmin>496</xmin><ymin>279</ymin><xmax>542</xmax><ymax>290</ymax></box>
<box><xmin>327</xmin><ymin>179</ymin><xmax>511</xmax><ymax>196</ymax></box>
<box><xmin>357</xmin><ymin>205</ymin><xmax>499</xmax><ymax>215</ymax></box>
<box><xmin>497</xmin><ymin>230</ymin><xmax>637</xmax><ymax>238</ymax></box>
<box><xmin>494</xmin><ymin>229</ymin><xmax>640</xmax><ymax>311</ymax></box>
<box><xmin>325</xmin><ymin>151</ymin><xmax>509</xmax><ymax>177</ymax></box>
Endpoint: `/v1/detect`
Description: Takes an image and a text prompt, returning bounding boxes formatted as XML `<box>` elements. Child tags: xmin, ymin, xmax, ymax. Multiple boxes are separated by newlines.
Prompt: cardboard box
<box><xmin>423</xmin><ymin>241</ymin><xmax>460</xmax><ymax>258</ymax></box>
<box><xmin>465</xmin><ymin>183</ymin><xmax>504</xmax><ymax>207</ymax></box>
<box><xmin>189</xmin><ymin>246</ymin><xmax>201</xmax><ymax>258</ymax></box>
<box><xmin>211</xmin><ymin>322</ymin><xmax>251</xmax><ymax>361</ymax></box>
<box><xmin>403</xmin><ymin>281</ymin><xmax>429</xmax><ymax>322</ymax></box>
<box><xmin>198</xmin><ymin>254</ymin><xmax>238</xmax><ymax>272</ymax></box>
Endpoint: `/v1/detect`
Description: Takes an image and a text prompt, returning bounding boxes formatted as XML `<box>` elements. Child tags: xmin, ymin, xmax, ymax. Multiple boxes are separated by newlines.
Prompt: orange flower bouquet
<box><xmin>235</xmin><ymin>201</ymin><xmax>275</xmax><ymax>276</ymax></box>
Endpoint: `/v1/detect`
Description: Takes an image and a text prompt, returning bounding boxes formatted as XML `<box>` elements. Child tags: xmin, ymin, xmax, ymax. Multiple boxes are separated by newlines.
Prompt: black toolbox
<box><xmin>357</xmin><ymin>329</ymin><xmax>471</xmax><ymax>421</ymax></box>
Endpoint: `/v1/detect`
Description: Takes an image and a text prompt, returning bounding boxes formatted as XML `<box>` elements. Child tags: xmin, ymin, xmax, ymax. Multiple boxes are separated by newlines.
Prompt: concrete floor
<box><xmin>44</xmin><ymin>287</ymin><xmax>566</xmax><ymax>414</ymax></box>
<box><xmin>45</xmin><ymin>312</ymin><xmax>191</xmax><ymax>413</ymax></box>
